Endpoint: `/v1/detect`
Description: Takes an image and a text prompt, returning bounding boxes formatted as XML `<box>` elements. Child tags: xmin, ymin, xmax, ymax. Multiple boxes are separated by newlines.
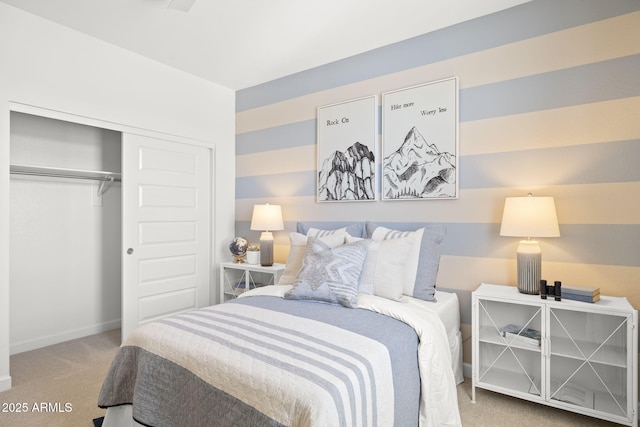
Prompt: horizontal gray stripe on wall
<box><xmin>237</xmin><ymin>119</ymin><xmax>317</xmax><ymax>155</ymax></box>
<box><xmin>460</xmin><ymin>139</ymin><xmax>640</xmax><ymax>189</ymax></box>
<box><xmin>234</xmin><ymin>221</ymin><xmax>640</xmax><ymax>267</ymax></box>
<box><xmin>236</xmin><ymin>140</ymin><xmax>640</xmax><ymax>198</ymax></box>
<box><xmin>461</xmin><ymin>55</ymin><xmax>640</xmax><ymax>122</ymax></box>
<box><xmin>236</xmin><ymin>171</ymin><xmax>316</xmax><ymax>200</ymax></box>
<box><xmin>236</xmin><ymin>0</ymin><xmax>640</xmax><ymax>112</ymax></box>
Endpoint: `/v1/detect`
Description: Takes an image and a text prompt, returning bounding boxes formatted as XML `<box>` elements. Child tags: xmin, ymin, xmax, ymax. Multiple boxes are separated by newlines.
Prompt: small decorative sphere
<box><xmin>229</xmin><ymin>237</ymin><xmax>249</xmax><ymax>262</ymax></box>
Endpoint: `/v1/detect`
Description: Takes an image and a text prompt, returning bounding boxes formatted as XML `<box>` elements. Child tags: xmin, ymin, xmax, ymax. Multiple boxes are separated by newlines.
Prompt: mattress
<box><xmin>429</xmin><ymin>290</ymin><xmax>464</xmax><ymax>384</ymax></box>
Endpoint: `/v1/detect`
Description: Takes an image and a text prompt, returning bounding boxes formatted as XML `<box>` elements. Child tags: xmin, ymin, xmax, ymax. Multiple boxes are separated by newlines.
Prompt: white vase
<box><xmin>246</xmin><ymin>251</ymin><xmax>260</xmax><ymax>265</ymax></box>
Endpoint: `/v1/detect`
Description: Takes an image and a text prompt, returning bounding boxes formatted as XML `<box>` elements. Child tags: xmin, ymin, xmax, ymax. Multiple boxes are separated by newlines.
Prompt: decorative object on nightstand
<box><xmin>561</xmin><ymin>284</ymin><xmax>601</xmax><ymax>303</ymax></box>
<box><xmin>246</xmin><ymin>244</ymin><xmax>260</xmax><ymax>264</ymax></box>
<box><xmin>229</xmin><ymin>236</ymin><xmax>249</xmax><ymax>263</ymax></box>
<box><xmin>500</xmin><ymin>193</ymin><xmax>560</xmax><ymax>294</ymax></box>
<box><xmin>250</xmin><ymin>204</ymin><xmax>284</xmax><ymax>266</ymax></box>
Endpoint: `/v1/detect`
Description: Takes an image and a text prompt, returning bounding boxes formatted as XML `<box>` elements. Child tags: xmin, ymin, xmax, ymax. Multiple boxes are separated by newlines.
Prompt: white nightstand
<box><xmin>219</xmin><ymin>262</ymin><xmax>285</xmax><ymax>302</ymax></box>
<box><xmin>472</xmin><ymin>283</ymin><xmax>638</xmax><ymax>426</ymax></box>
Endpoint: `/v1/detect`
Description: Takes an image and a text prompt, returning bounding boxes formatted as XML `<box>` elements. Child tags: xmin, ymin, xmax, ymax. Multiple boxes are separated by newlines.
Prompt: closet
<box><xmin>10</xmin><ymin>112</ymin><xmax>122</xmax><ymax>354</ymax></box>
<box><xmin>9</xmin><ymin>109</ymin><xmax>213</xmax><ymax>354</ymax></box>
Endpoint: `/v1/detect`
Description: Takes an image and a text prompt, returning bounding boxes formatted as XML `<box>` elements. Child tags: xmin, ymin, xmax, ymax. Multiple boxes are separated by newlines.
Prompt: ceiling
<box><xmin>1</xmin><ymin>0</ymin><xmax>530</xmax><ymax>90</ymax></box>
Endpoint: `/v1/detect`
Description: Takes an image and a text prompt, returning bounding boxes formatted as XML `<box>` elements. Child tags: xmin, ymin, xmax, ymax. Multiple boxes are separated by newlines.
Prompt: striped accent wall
<box><xmin>235</xmin><ymin>0</ymin><xmax>640</xmax><ymax>366</ymax></box>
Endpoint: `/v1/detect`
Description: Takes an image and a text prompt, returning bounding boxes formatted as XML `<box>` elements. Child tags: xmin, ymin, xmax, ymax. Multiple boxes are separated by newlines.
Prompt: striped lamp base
<box><xmin>516</xmin><ymin>241</ymin><xmax>542</xmax><ymax>294</ymax></box>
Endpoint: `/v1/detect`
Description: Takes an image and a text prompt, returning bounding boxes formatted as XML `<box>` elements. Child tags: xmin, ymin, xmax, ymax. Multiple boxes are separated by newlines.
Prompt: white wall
<box><xmin>10</xmin><ymin>112</ymin><xmax>122</xmax><ymax>354</ymax></box>
<box><xmin>0</xmin><ymin>3</ymin><xmax>236</xmax><ymax>391</ymax></box>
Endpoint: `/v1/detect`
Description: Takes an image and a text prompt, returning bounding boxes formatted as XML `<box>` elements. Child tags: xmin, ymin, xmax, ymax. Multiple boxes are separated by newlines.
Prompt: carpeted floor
<box><xmin>0</xmin><ymin>329</ymin><xmax>119</xmax><ymax>427</ymax></box>
<box><xmin>0</xmin><ymin>329</ymin><xmax>622</xmax><ymax>426</ymax></box>
<box><xmin>457</xmin><ymin>378</ymin><xmax>619</xmax><ymax>426</ymax></box>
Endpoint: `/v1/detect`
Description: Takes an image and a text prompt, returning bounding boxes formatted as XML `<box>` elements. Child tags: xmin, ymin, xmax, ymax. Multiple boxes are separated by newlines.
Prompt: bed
<box><xmin>98</xmin><ymin>222</ymin><xmax>463</xmax><ymax>426</ymax></box>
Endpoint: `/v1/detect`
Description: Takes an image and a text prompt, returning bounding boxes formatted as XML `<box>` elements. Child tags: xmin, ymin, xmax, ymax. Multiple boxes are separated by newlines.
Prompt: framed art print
<box><xmin>317</xmin><ymin>95</ymin><xmax>377</xmax><ymax>202</ymax></box>
<box><xmin>382</xmin><ymin>77</ymin><xmax>458</xmax><ymax>200</ymax></box>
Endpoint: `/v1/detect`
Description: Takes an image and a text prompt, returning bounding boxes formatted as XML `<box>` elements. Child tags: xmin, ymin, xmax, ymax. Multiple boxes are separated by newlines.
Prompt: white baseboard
<box><xmin>0</xmin><ymin>375</ymin><xmax>11</xmax><ymax>392</ymax></box>
<box><xmin>10</xmin><ymin>319</ymin><xmax>120</xmax><ymax>355</ymax></box>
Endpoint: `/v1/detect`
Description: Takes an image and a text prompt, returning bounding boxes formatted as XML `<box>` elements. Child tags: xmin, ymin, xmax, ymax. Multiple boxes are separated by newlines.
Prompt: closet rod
<box><xmin>9</xmin><ymin>164</ymin><xmax>122</xmax><ymax>182</ymax></box>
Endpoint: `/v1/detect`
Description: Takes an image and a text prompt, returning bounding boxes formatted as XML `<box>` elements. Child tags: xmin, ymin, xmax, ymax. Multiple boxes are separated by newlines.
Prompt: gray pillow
<box><xmin>365</xmin><ymin>221</ymin><xmax>446</xmax><ymax>302</ymax></box>
<box><xmin>284</xmin><ymin>237</ymin><xmax>370</xmax><ymax>307</ymax></box>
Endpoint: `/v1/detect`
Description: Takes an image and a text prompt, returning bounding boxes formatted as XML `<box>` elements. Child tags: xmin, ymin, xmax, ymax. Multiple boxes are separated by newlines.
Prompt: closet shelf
<box><xmin>10</xmin><ymin>163</ymin><xmax>121</xmax><ymax>196</ymax></box>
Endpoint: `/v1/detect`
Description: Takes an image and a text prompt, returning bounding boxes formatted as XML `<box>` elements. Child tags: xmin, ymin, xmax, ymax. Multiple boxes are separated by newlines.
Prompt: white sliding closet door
<box><xmin>122</xmin><ymin>133</ymin><xmax>211</xmax><ymax>341</ymax></box>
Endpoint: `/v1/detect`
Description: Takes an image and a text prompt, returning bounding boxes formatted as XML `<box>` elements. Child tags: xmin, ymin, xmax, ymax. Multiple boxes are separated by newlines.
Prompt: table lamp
<box><xmin>500</xmin><ymin>193</ymin><xmax>560</xmax><ymax>294</ymax></box>
<box><xmin>250</xmin><ymin>204</ymin><xmax>284</xmax><ymax>266</ymax></box>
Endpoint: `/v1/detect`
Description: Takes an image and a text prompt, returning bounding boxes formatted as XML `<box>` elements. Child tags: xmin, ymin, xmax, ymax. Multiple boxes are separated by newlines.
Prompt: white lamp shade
<box><xmin>500</xmin><ymin>196</ymin><xmax>560</xmax><ymax>238</ymax></box>
<box><xmin>250</xmin><ymin>204</ymin><xmax>284</xmax><ymax>231</ymax></box>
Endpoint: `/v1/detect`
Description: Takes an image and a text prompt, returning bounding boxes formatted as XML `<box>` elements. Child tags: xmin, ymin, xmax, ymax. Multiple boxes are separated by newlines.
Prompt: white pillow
<box><xmin>278</xmin><ymin>231</ymin><xmax>345</xmax><ymax>285</ymax></box>
<box><xmin>370</xmin><ymin>226</ymin><xmax>425</xmax><ymax>297</ymax></box>
<box><xmin>346</xmin><ymin>233</ymin><xmax>415</xmax><ymax>301</ymax></box>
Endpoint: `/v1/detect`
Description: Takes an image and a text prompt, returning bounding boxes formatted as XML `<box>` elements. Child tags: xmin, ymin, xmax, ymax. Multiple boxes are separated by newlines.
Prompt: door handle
<box><xmin>127</xmin><ymin>248</ymin><xmax>134</xmax><ymax>255</ymax></box>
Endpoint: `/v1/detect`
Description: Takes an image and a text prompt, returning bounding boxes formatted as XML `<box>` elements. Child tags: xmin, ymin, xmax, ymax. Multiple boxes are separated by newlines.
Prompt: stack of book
<box><xmin>562</xmin><ymin>285</ymin><xmax>600</xmax><ymax>303</ymax></box>
<box><xmin>499</xmin><ymin>324</ymin><xmax>541</xmax><ymax>348</ymax></box>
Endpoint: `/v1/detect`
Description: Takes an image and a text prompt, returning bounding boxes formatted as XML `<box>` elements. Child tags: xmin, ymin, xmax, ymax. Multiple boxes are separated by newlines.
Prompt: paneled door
<box><xmin>122</xmin><ymin>133</ymin><xmax>212</xmax><ymax>341</ymax></box>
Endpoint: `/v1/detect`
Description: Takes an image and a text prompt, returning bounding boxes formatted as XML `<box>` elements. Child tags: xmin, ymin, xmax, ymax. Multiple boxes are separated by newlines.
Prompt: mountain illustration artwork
<box><xmin>318</xmin><ymin>142</ymin><xmax>375</xmax><ymax>201</ymax></box>
<box><xmin>383</xmin><ymin>126</ymin><xmax>456</xmax><ymax>199</ymax></box>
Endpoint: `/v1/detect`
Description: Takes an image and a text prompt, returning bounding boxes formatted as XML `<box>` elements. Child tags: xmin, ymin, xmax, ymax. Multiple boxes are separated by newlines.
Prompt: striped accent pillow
<box><xmin>366</xmin><ymin>222</ymin><xmax>445</xmax><ymax>302</ymax></box>
<box><xmin>296</xmin><ymin>222</ymin><xmax>365</xmax><ymax>238</ymax></box>
<box><xmin>306</xmin><ymin>227</ymin><xmax>346</xmax><ymax>238</ymax></box>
